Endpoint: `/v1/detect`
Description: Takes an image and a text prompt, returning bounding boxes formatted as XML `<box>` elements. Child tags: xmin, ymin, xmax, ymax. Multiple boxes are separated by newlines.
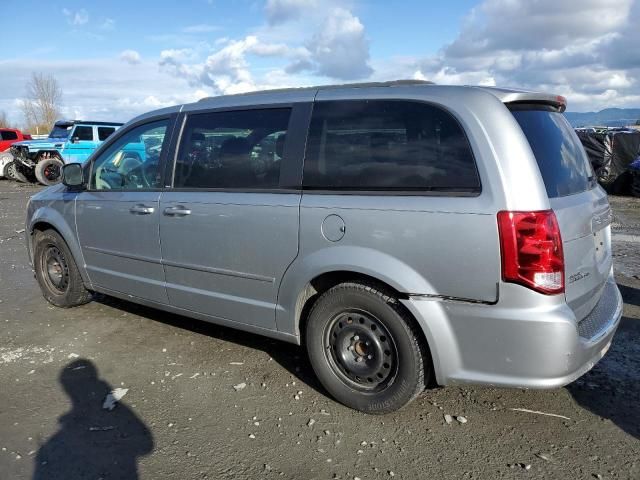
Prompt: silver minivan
<box><xmin>26</xmin><ymin>81</ymin><xmax>623</xmax><ymax>413</ymax></box>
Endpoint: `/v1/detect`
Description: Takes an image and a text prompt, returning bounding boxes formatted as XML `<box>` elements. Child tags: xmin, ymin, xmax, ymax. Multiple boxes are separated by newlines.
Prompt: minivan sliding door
<box><xmin>159</xmin><ymin>103</ymin><xmax>310</xmax><ymax>330</ymax></box>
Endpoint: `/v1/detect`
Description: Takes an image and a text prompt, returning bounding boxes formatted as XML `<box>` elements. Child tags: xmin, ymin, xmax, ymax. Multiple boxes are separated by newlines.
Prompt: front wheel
<box><xmin>7</xmin><ymin>161</ymin><xmax>29</xmax><ymax>183</ymax></box>
<box><xmin>35</xmin><ymin>157</ymin><xmax>64</xmax><ymax>186</ymax></box>
<box><xmin>306</xmin><ymin>281</ymin><xmax>431</xmax><ymax>414</ymax></box>
<box><xmin>33</xmin><ymin>229</ymin><xmax>92</xmax><ymax>308</ymax></box>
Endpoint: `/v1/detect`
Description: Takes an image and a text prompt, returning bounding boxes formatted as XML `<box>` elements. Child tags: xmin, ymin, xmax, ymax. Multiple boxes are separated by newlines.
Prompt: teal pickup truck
<box><xmin>10</xmin><ymin>119</ymin><xmax>123</xmax><ymax>185</ymax></box>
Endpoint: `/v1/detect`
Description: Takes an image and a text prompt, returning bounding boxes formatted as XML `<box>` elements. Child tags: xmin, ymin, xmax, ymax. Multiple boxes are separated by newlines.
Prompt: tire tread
<box><xmin>34</xmin><ymin>229</ymin><xmax>91</xmax><ymax>308</ymax></box>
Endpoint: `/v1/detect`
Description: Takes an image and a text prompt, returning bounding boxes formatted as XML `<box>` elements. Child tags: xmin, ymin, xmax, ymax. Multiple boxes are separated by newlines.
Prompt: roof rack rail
<box><xmin>197</xmin><ymin>79</ymin><xmax>435</xmax><ymax>103</ymax></box>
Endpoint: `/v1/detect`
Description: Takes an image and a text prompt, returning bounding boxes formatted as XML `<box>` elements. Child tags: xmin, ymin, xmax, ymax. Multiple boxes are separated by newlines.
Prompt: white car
<box><xmin>0</xmin><ymin>151</ymin><xmax>15</xmax><ymax>179</ymax></box>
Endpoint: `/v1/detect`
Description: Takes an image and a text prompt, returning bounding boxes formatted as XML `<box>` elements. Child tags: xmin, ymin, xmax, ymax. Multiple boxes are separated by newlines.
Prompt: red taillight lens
<box><xmin>497</xmin><ymin>210</ymin><xmax>564</xmax><ymax>295</ymax></box>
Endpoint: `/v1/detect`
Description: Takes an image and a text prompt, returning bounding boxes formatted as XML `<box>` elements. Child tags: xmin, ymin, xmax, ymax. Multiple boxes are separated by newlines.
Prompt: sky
<box><xmin>1</xmin><ymin>0</ymin><xmax>639</xmax><ymax>125</ymax></box>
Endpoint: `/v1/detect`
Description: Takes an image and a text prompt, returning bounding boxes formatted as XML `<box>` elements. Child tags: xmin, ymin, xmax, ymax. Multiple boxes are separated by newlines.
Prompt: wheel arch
<box><xmin>35</xmin><ymin>150</ymin><xmax>63</xmax><ymax>160</ymax></box>
<box><xmin>290</xmin><ymin>269</ymin><xmax>437</xmax><ymax>387</ymax></box>
<box><xmin>28</xmin><ymin>209</ymin><xmax>91</xmax><ymax>287</ymax></box>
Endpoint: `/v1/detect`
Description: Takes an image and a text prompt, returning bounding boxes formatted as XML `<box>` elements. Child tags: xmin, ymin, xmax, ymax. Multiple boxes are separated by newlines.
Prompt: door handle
<box><xmin>163</xmin><ymin>206</ymin><xmax>192</xmax><ymax>216</ymax></box>
<box><xmin>130</xmin><ymin>205</ymin><xmax>155</xmax><ymax>215</ymax></box>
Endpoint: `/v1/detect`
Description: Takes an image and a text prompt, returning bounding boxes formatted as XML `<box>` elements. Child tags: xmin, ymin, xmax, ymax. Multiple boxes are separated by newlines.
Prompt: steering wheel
<box><xmin>118</xmin><ymin>155</ymin><xmax>158</xmax><ymax>188</ymax></box>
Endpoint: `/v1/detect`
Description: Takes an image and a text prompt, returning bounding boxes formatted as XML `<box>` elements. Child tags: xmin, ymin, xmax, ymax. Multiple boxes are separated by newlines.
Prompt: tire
<box><xmin>35</xmin><ymin>157</ymin><xmax>64</xmax><ymax>186</ymax></box>
<box><xmin>33</xmin><ymin>229</ymin><xmax>92</xmax><ymax>308</ymax></box>
<box><xmin>8</xmin><ymin>162</ymin><xmax>29</xmax><ymax>183</ymax></box>
<box><xmin>305</xmin><ymin>281</ymin><xmax>430</xmax><ymax>414</ymax></box>
<box><xmin>2</xmin><ymin>159</ymin><xmax>13</xmax><ymax>179</ymax></box>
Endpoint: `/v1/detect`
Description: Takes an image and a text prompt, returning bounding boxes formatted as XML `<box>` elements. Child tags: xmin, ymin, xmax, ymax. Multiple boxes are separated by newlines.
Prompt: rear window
<box><xmin>511</xmin><ymin>107</ymin><xmax>594</xmax><ymax>198</ymax></box>
<box><xmin>97</xmin><ymin>127</ymin><xmax>116</xmax><ymax>141</ymax></box>
<box><xmin>303</xmin><ymin>100</ymin><xmax>480</xmax><ymax>193</ymax></box>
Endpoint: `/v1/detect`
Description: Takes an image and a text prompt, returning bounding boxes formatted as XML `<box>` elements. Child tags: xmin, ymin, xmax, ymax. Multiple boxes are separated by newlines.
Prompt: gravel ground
<box><xmin>0</xmin><ymin>180</ymin><xmax>638</xmax><ymax>480</ymax></box>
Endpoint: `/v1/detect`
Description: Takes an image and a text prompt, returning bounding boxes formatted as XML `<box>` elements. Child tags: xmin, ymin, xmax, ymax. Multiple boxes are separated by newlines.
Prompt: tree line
<box><xmin>0</xmin><ymin>72</ymin><xmax>62</xmax><ymax>135</ymax></box>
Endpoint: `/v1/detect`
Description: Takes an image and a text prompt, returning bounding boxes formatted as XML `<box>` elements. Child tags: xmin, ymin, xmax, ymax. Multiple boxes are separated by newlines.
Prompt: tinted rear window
<box><xmin>303</xmin><ymin>100</ymin><xmax>480</xmax><ymax>193</ymax></box>
<box><xmin>511</xmin><ymin>108</ymin><xmax>594</xmax><ymax>198</ymax></box>
<box><xmin>97</xmin><ymin>127</ymin><xmax>116</xmax><ymax>141</ymax></box>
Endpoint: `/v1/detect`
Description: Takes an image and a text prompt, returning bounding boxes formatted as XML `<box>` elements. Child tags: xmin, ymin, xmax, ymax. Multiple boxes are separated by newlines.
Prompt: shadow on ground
<box><xmin>568</xmin><ymin>280</ymin><xmax>640</xmax><ymax>441</ymax></box>
<box><xmin>92</xmin><ymin>285</ymin><xmax>640</xmax><ymax>443</ymax></box>
<box><xmin>34</xmin><ymin>359</ymin><xmax>154</xmax><ymax>480</ymax></box>
<box><xmin>94</xmin><ymin>295</ymin><xmax>327</xmax><ymax>396</ymax></box>
<box><xmin>618</xmin><ymin>284</ymin><xmax>640</xmax><ymax>308</ymax></box>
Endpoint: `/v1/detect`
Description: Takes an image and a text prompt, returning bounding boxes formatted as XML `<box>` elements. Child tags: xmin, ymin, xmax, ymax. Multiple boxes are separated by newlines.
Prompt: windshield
<box><xmin>511</xmin><ymin>107</ymin><xmax>595</xmax><ymax>198</ymax></box>
<box><xmin>49</xmin><ymin>124</ymin><xmax>73</xmax><ymax>139</ymax></box>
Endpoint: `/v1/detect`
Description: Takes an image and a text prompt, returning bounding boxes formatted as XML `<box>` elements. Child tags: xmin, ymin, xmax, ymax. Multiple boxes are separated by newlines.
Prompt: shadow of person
<box><xmin>34</xmin><ymin>359</ymin><xmax>153</xmax><ymax>480</ymax></box>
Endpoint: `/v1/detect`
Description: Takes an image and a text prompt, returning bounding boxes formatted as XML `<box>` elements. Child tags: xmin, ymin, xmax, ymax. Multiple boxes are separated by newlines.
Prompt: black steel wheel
<box><xmin>324</xmin><ymin>309</ymin><xmax>398</xmax><ymax>392</ymax></box>
<box><xmin>306</xmin><ymin>281</ymin><xmax>431</xmax><ymax>414</ymax></box>
<box><xmin>33</xmin><ymin>229</ymin><xmax>92</xmax><ymax>308</ymax></box>
<box><xmin>40</xmin><ymin>245</ymin><xmax>70</xmax><ymax>294</ymax></box>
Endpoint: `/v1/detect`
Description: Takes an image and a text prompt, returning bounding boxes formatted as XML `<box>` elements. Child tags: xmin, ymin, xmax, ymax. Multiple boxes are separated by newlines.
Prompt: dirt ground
<box><xmin>0</xmin><ymin>180</ymin><xmax>638</xmax><ymax>480</ymax></box>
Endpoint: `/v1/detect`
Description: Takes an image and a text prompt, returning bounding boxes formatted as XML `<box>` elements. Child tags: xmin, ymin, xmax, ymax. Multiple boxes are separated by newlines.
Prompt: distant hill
<box><xmin>565</xmin><ymin>108</ymin><xmax>640</xmax><ymax>127</ymax></box>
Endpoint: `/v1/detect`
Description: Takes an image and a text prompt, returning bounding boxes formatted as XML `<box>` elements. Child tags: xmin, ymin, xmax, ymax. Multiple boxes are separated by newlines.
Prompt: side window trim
<box><xmin>301</xmin><ymin>99</ymin><xmax>482</xmax><ymax>196</ymax></box>
<box><xmin>167</xmin><ymin>104</ymin><xmax>310</xmax><ymax>192</ymax></box>
<box><xmin>86</xmin><ymin>114</ymin><xmax>177</xmax><ymax>192</ymax></box>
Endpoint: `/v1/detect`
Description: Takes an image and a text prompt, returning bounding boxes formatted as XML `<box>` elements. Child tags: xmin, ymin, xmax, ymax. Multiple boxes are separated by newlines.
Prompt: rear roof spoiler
<box><xmin>472</xmin><ymin>87</ymin><xmax>567</xmax><ymax>112</ymax></box>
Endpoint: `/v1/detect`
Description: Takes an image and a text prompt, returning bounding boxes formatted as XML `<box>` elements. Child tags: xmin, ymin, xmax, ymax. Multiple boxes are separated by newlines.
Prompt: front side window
<box><xmin>173</xmin><ymin>108</ymin><xmax>291</xmax><ymax>189</ymax></box>
<box><xmin>90</xmin><ymin>120</ymin><xmax>168</xmax><ymax>190</ymax></box>
<box><xmin>304</xmin><ymin>100</ymin><xmax>480</xmax><ymax>193</ymax></box>
<box><xmin>73</xmin><ymin>126</ymin><xmax>94</xmax><ymax>141</ymax></box>
<box><xmin>98</xmin><ymin>127</ymin><xmax>117</xmax><ymax>141</ymax></box>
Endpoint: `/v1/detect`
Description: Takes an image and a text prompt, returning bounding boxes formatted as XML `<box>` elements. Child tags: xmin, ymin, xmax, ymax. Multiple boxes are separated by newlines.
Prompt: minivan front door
<box><xmin>76</xmin><ymin>118</ymin><xmax>173</xmax><ymax>304</ymax></box>
<box><xmin>159</xmin><ymin>106</ymin><xmax>309</xmax><ymax>329</ymax></box>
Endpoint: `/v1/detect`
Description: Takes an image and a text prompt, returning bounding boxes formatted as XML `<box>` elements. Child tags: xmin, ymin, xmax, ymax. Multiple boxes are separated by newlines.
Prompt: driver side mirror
<box><xmin>71</xmin><ymin>136</ymin><xmax>80</xmax><ymax>144</ymax></box>
<box><xmin>62</xmin><ymin>163</ymin><xmax>85</xmax><ymax>189</ymax></box>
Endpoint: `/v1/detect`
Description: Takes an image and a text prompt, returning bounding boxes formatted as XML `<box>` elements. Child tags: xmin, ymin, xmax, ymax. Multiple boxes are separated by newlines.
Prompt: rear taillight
<box><xmin>497</xmin><ymin>210</ymin><xmax>564</xmax><ymax>295</ymax></box>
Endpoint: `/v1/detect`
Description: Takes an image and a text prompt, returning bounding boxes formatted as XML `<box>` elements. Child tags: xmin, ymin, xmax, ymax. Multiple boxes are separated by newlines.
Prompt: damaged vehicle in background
<box><xmin>10</xmin><ymin>120</ymin><xmax>122</xmax><ymax>185</ymax></box>
<box><xmin>0</xmin><ymin>128</ymin><xmax>32</xmax><ymax>181</ymax></box>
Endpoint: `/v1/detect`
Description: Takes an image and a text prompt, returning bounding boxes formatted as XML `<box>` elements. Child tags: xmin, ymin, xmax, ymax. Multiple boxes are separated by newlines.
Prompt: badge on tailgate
<box><xmin>591</xmin><ymin>208</ymin><xmax>612</xmax><ymax>233</ymax></box>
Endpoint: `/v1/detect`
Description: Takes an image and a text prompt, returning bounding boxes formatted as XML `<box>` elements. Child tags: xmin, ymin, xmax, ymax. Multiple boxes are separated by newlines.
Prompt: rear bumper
<box><xmin>402</xmin><ymin>276</ymin><xmax>622</xmax><ymax>388</ymax></box>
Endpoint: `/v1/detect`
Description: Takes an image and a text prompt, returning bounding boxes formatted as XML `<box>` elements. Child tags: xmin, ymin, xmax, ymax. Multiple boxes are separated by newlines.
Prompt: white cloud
<box><xmin>62</xmin><ymin>8</ymin><xmax>89</xmax><ymax>26</ymax></box>
<box><xmin>120</xmin><ymin>50</ymin><xmax>141</xmax><ymax>65</ymax></box>
<box><xmin>160</xmin><ymin>4</ymin><xmax>372</xmax><ymax>96</ymax></box>
<box><xmin>265</xmin><ymin>0</ymin><xmax>316</xmax><ymax>25</ymax></box>
<box><xmin>0</xmin><ymin>58</ymin><xmax>207</xmax><ymax>126</ymax></box>
<box><xmin>302</xmin><ymin>7</ymin><xmax>372</xmax><ymax>80</ymax></box>
<box><xmin>409</xmin><ymin>0</ymin><xmax>639</xmax><ymax>111</ymax></box>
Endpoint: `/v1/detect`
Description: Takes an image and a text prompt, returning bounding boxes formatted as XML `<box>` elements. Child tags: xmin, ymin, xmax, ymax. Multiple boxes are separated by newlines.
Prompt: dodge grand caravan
<box><xmin>25</xmin><ymin>81</ymin><xmax>623</xmax><ymax>413</ymax></box>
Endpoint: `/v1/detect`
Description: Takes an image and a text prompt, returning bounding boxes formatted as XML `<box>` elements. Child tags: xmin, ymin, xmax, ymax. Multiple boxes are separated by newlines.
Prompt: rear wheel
<box><xmin>35</xmin><ymin>157</ymin><xmax>64</xmax><ymax>186</ymax></box>
<box><xmin>306</xmin><ymin>281</ymin><xmax>430</xmax><ymax>414</ymax></box>
<box><xmin>33</xmin><ymin>229</ymin><xmax>92</xmax><ymax>308</ymax></box>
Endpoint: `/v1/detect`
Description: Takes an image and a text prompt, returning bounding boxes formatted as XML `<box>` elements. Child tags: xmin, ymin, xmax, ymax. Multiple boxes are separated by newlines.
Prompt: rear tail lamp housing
<box><xmin>497</xmin><ymin>210</ymin><xmax>564</xmax><ymax>295</ymax></box>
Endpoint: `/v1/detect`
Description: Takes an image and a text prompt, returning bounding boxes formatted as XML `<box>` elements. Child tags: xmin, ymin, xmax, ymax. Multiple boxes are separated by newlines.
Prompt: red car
<box><xmin>0</xmin><ymin>128</ymin><xmax>32</xmax><ymax>152</ymax></box>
